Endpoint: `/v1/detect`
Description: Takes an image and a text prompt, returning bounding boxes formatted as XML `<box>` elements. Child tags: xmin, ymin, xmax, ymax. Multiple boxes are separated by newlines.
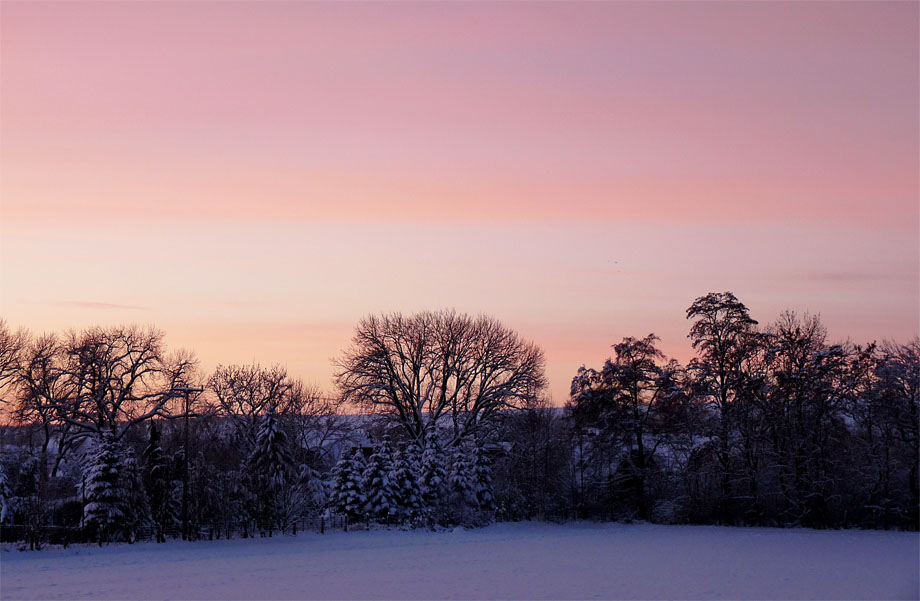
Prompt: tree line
<box><xmin>0</xmin><ymin>296</ymin><xmax>916</xmax><ymax>548</ymax></box>
<box><xmin>569</xmin><ymin>294</ymin><xmax>917</xmax><ymax>530</ymax></box>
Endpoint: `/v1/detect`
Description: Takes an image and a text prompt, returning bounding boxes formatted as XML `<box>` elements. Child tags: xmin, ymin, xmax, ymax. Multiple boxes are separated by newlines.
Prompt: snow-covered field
<box><xmin>1</xmin><ymin>522</ymin><xmax>917</xmax><ymax>600</ymax></box>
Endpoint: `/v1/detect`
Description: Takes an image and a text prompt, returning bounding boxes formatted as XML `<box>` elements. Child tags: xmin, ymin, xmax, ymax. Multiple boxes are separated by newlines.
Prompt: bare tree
<box><xmin>56</xmin><ymin>325</ymin><xmax>174</xmax><ymax>440</ymax></box>
<box><xmin>336</xmin><ymin>310</ymin><xmax>546</xmax><ymax>446</ymax></box>
<box><xmin>12</xmin><ymin>333</ymin><xmax>78</xmax><ymax>478</ymax></box>
<box><xmin>761</xmin><ymin>311</ymin><xmax>854</xmax><ymax>527</ymax></box>
<box><xmin>208</xmin><ymin>363</ymin><xmax>298</xmax><ymax>450</ymax></box>
<box><xmin>0</xmin><ymin>319</ymin><xmax>28</xmax><ymax>404</ymax></box>
<box><xmin>158</xmin><ymin>347</ymin><xmax>206</xmax><ymax>440</ymax></box>
<box><xmin>284</xmin><ymin>381</ymin><xmax>347</xmax><ymax>469</ymax></box>
<box><xmin>504</xmin><ymin>396</ymin><xmax>572</xmax><ymax>519</ymax></box>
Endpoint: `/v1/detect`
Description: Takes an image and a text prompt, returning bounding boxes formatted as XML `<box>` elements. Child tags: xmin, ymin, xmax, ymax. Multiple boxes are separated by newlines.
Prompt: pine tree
<box><xmin>420</xmin><ymin>432</ymin><xmax>448</xmax><ymax>526</ymax></box>
<box><xmin>363</xmin><ymin>436</ymin><xmax>398</xmax><ymax>524</ymax></box>
<box><xmin>295</xmin><ymin>464</ymin><xmax>330</xmax><ymax>524</ymax></box>
<box><xmin>122</xmin><ymin>451</ymin><xmax>151</xmax><ymax>541</ymax></box>
<box><xmin>0</xmin><ymin>466</ymin><xmax>10</xmax><ymax>525</ymax></box>
<box><xmin>83</xmin><ymin>433</ymin><xmax>150</xmax><ymax>543</ymax></box>
<box><xmin>246</xmin><ymin>406</ymin><xmax>295</xmax><ymax>535</ymax></box>
<box><xmin>473</xmin><ymin>443</ymin><xmax>496</xmax><ymax>515</ymax></box>
<box><xmin>17</xmin><ymin>456</ymin><xmax>48</xmax><ymax>550</ymax></box>
<box><xmin>392</xmin><ymin>444</ymin><xmax>423</xmax><ymax>526</ymax></box>
<box><xmin>83</xmin><ymin>436</ymin><xmax>122</xmax><ymax>544</ymax></box>
<box><xmin>192</xmin><ymin>458</ymin><xmax>226</xmax><ymax>540</ymax></box>
<box><xmin>222</xmin><ymin>468</ymin><xmax>250</xmax><ymax>539</ymax></box>
<box><xmin>448</xmin><ymin>441</ymin><xmax>478</xmax><ymax>524</ymax></box>
<box><xmin>290</xmin><ymin>464</ymin><xmax>317</xmax><ymax>518</ymax></box>
<box><xmin>142</xmin><ymin>421</ymin><xmax>178</xmax><ymax>542</ymax></box>
<box><xmin>328</xmin><ymin>447</ymin><xmax>366</xmax><ymax>529</ymax></box>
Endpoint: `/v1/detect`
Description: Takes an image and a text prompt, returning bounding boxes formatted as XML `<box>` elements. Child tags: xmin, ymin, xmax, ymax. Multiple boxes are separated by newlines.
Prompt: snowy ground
<box><xmin>1</xmin><ymin>522</ymin><xmax>917</xmax><ymax>600</ymax></box>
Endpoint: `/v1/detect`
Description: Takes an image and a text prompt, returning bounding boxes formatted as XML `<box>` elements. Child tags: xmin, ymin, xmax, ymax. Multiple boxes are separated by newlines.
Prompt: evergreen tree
<box><xmin>363</xmin><ymin>436</ymin><xmax>398</xmax><ymax>524</ymax></box>
<box><xmin>17</xmin><ymin>456</ymin><xmax>48</xmax><ymax>550</ymax></box>
<box><xmin>296</xmin><ymin>464</ymin><xmax>330</xmax><ymax>524</ymax></box>
<box><xmin>392</xmin><ymin>444</ymin><xmax>423</xmax><ymax>526</ymax></box>
<box><xmin>192</xmin><ymin>458</ymin><xmax>228</xmax><ymax>540</ymax></box>
<box><xmin>328</xmin><ymin>447</ymin><xmax>366</xmax><ymax>529</ymax></box>
<box><xmin>448</xmin><ymin>441</ymin><xmax>478</xmax><ymax>524</ymax></box>
<box><xmin>473</xmin><ymin>443</ymin><xmax>496</xmax><ymax>514</ymax></box>
<box><xmin>142</xmin><ymin>421</ymin><xmax>178</xmax><ymax>542</ymax></box>
<box><xmin>219</xmin><ymin>468</ymin><xmax>249</xmax><ymax>539</ymax></box>
<box><xmin>420</xmin><ymin>432</ymin><xmax>448</xmax><ymax>525</ymax></box>
<box><xmin>123</xmin><ymin>451</ymin><xmax>151</xmax><ymax>540</ymax></box>
<box><xmin>83</xmin><ymin>433</ymin><xmax>150</xmax><ymax>543</ymax></box>
<box><xmin>246</xmin><ymin>406</ymin><xmax>295</xmax><ymax>535</ymax></box>
<box><xmin>0</xmin><ymin>465</ymin><xmax>10</xmax><ymax>525</ymax></box>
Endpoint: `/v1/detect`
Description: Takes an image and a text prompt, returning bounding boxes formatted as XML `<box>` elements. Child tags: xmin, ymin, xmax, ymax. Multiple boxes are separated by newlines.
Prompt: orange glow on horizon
<box><xmin>1</xmin><ymin>1</ymin><xmax>917</xmax><ymax>402</ymax></box>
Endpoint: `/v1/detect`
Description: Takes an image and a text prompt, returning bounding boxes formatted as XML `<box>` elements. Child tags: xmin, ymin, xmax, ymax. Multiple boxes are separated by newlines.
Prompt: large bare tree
<box><xmin>55</xmin><ymin>325</ymin><xmax>182</xmax><ymax>440</ymax></box>
<box><xmin>335</xmin><ymin>310</ymin><xmax>546</xmax><ymax>445</ymax></box>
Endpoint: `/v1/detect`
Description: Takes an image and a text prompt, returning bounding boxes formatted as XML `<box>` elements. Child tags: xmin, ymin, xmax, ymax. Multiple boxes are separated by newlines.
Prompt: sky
<box><xmin>1</xmin><ymin>1</ymin><xmax>917</xmax><ymax>402</ymax></box>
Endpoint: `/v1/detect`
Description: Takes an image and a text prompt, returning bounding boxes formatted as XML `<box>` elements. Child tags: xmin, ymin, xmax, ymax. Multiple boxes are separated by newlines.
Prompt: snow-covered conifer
<box><xmin>473</xmin><ymin>443</ymin><xmax>496</xmax><ymax>514</ymax></box>
<box><xmin>122</xmin><ymin>450</ymin><xmax>151</xmax><ymax>540</ymax></box>
<box><xmin>420</xmin><ymin>432</ymin><xmax>447</xmax><ymax>525</ymax></box>
<box><xmin>16</xmin><ymin>456</ymin><xmax>49</xmax><ymax>550</ymax></box>
<box><xmin>83</xmin><ymin>433</ymin><xmax>150</xmax><ymax>543</ymax></box>
<box><xmin>448</xmin><ymin>441</ymin><xmax>478</xmax><ymax>515</ymax></box>
<box><xmin>246</xmin><ymin>406</ymin><xmax>295</xmax><ymax>535</ymax></box>
<box><xmin>142</xmin><ymin>421</ymin><xmax>178</xmax><ymax>542</ymax></box>
<box><xmin>392</xmin><ymin>444</ymin><xmax>423</xmax><ymax>526</ymax></box>
<box><xmin>363</xmin><ymin>436</ymin><xmax>398</xmax><ymax>524</ymax></box>
<box><xmin>295</xmin><ymin>464</ymin><xmax>325</xmax><ymax>517</ymax></box>
<box><xmin>329</xmin><ymin>447</ymin><xmax>366</xmax><ymax>528</ymax></box>
<box><xmin>0</xmin><ymin>466</ymin><xmax>10</xmax><ymax>525</ymax></box>
<box><xmin>248</xmin><ymin>407</ymin><xmax>295</xmax><ymax>489</ymax></box>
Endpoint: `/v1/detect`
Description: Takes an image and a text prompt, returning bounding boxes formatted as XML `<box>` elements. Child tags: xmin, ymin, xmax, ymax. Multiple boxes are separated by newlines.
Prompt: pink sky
<box><xmin>1</xmin><ymin>1</ymin><xmax>917</xmax><ymax>402</ymax></box>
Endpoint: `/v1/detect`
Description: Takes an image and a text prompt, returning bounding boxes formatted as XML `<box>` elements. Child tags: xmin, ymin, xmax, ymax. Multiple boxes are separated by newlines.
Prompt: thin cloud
<box><xmin>59</xmin><ymin>301</ymin><xmax>151</xmax><ymax>311</ymax></box>
<box><xmin>805</xmin><ymin>271</ymin><xmax>914</xmax><ymax>283</ymax></box>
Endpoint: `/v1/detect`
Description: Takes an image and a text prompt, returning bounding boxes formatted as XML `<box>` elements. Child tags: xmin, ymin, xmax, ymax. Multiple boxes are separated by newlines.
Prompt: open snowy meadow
<box><xmin>1</xmin><ymin>522</ymin><xmax>917</xmax><ymax>600</ymax></box>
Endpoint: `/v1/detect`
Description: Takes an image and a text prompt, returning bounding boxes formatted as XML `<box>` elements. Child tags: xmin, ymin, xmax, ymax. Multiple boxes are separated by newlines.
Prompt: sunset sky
<box><xmin>1</xmin><ymin>1</ymin><xmax>917</xmax><ymax>402</ymax></box>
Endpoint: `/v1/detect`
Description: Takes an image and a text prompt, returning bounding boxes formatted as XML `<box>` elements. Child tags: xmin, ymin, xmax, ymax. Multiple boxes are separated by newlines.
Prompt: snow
<box><xmin>1</xmin><ymin>522</ymin><xmax>917</xmax><ymax>600</ymax></box>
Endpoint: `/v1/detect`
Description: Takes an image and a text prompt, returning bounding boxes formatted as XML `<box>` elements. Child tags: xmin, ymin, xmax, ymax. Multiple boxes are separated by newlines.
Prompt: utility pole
<box><xmin>171</xmin><ymin>386</ymin><xmax>203</xmax><ymax>541</ymax></box>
